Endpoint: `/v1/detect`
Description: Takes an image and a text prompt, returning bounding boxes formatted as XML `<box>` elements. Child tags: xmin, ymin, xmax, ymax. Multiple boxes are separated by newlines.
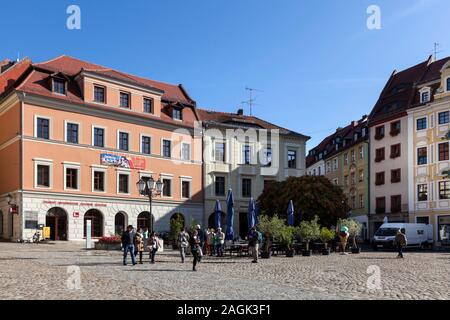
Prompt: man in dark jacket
<box><xmin>121</xmin><ymin>225</ymin><xmax>136</xmax><ymax>266</ymax></box>
<box><xmin>394</xmin><ymin>229</ymin><xmax>407</xmax><ymax>259</ymax></box>
<box><xmin>196</xmin><ymin>225</ymin><xmax>205</xmax><ymax>262</ymax></box>
<box><xmin>247</xmin><ymin>227</ymin><xmax>261</xmax><ymax>263</ymax></box>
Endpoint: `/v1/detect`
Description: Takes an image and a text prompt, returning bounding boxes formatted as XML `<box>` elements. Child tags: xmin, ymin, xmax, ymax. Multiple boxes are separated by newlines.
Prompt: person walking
<box><xmin>121</xmin><ymin>225</ymin><xmax>136</xmax><ymax>266</ymax></box>
<box><xmin>179</xmin><ymin>227</ymin><xmax>190</xmax><ymax>263</ymax></box>
<box><xmin>190</xmin><ymin>229</ymin><xmax>201</xmax><ymax>271</ymax></box>
<box><xmin>247</xmin><ymin>226</ymin><xmax>261</xmax><ymax>263</ymax></box>
<box><xmin>207</xmin><ymin>228</ymin><xmax>215</xmax><ymax>256</ymax></box>
<box><xmin>215</xmin><ymin>228</ymin><xmax>225</xmax><ymax>257</ymax></box>
<box><xmin>148</xmin><ymin>232</ymin><xmax>161</xmax><ymax>264</ymax></box>
<box><xmin>394</xmin><ymin>229</ymin><xmax>407</xmax><ymax>258</ymax></box>
<box><xmin>195</xmin><ymin>225</ymin><xmax>205</xmax><ymax>262</ymax></box>
<box><xmin>142</xmin><ymin>227</ymin><xmax>149</xmax><ymax>253</ymax></box>
<box><xmin>135</xmin><ymin>232</ymin><xmax>145</xmax><ymax>264</ymax></box>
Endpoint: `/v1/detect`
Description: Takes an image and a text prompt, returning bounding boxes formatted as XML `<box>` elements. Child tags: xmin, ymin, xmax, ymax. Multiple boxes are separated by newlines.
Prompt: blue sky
<box><xmin>1</xmin><ymin>0</ymin><xmax>450</xmax><ymax>148</ymax></box>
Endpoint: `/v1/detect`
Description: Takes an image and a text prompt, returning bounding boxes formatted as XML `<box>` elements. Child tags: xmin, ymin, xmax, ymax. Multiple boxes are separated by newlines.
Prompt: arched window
<box><xmin>137</xmin><ymin>211</ymin><xmax>155</xmax><ymax>232</ymax></box>
<box><xmin>84</xmin><ymin>209</ymin><xmax>104</xmax><ymax>238</ymax></box>
<box><xmin>115</xmin><ymin>212</ymin><xmax>127</xmax><ymax>235</ymax></box>
<box><xmin>46</xmin><ymin>207</ymin><xmax>68</xmax><ymax>241</ymax></box>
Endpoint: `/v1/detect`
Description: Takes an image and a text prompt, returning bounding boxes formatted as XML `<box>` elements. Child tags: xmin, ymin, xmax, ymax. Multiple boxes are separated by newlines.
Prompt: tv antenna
<box><xmin>433</xmin><ymin>42</ymin><xmax>443</xmax><ymax>60</ymax></box>
<box><xmin>242</xmin><ymin>87</ymin><xmax>263</xmax><ymax>116</ymax></box>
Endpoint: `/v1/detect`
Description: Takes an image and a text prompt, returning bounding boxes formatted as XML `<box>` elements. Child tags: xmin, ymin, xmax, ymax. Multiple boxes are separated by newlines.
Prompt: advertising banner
<box><xmin>100</xmin><ymin>154</ymin><xmax>146</xmax><ymax>170</ymax></box>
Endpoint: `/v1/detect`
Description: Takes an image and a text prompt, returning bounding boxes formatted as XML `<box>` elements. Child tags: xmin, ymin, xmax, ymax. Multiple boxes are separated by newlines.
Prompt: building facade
<box><xmin>0</xmin><ymin>55</ymin><xmax>204</xmax><ymax>241</ymax></box>
<box><xmin>198</xmin><ymin>108</ymin><xmax>309</xmax><ymax>240</ymax></box>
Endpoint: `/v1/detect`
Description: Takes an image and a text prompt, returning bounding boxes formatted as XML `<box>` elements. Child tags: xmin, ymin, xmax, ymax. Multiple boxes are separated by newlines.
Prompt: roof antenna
<box><xmin>242</xmin><ymin>87</ymin><xmax>263</xmax><ymax>116</ymax></box>
<box><xmin>16</xmin><ymin>52</ymin><xmax>20</xmax><ymax>62</ymax></box>
<box><xmin>433</xmin><ymin>42</ymin><xmax>442</xmax><ymax>61</ymax></box>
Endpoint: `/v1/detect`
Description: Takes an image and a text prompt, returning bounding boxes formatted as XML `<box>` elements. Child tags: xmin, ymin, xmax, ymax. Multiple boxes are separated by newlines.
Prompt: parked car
<box><xmin>372</xmin><ymin>223</ymin><xmax>433</xmax><ymax>250</ymax></box>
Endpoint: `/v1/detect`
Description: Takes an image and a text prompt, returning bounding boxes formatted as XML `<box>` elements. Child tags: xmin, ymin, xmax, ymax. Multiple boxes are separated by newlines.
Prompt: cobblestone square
<box><xmin>0</xmin><ymin>242</ymin><xmax>449</xmax><ymax>300</ymax></box>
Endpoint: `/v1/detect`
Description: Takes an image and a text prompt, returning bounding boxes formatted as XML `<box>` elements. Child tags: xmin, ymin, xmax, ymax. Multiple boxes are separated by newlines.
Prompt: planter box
<box><xmin>351</xmin><ymin>247</ymin><xmax>361</xmax><ymax>254</ymax></box>
<box><xmin>94</xmin><ymin>242</ymin><xmax>122</xmax><ymax>251</ymax></box>
<box><xmin>302</xmin><ymin>250</ymin><xmax>312</xmax><ymax>257</ymax></box>
<box><xmin>286</xmin><ymin>250</ymin><xmax>295</xmax><ymax>258</ymax></box>
<box><xmin>261</xmin><ymin>251</ymin><xmax>271</xmax><ymax>259</ymax></box>
<box><xmin>322</xmin><ymin>248</ymin><xmax>331</xmax><ymax>255</ymax></box>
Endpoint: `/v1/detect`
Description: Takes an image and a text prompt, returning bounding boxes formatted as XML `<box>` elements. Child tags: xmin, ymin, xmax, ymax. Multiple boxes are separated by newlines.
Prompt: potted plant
<box><xmin>338</xmin><ymin>218</ymin><xmax>363</xmax><ymax>254</ymax></box>
<box><xmin>279</xmin><ymin>225</ymin><xmax>297</xmax><ymax>258</ymax></box>
<box><xmin>94</xmin><ymin>236</ymin><xmax>122</xmax><ymax>250</ymax></box>
<box><xmin>257</xmin><ymin>215</ymin><xmax>284</xmax><ymax>259</ymax></box>
<box><xmin>319</xmin><ymin>227</ymin><xmax>335</xmax><ymax>255</ymax></box>
<box><xmin>169</xmin><ymin>216</ymin><xmax>184</xmax><ymax>250</ymax></box>
<box><xmin>298</xmin><ymin>216</ymin><xmax>321</xmax><ymax>256</ymax></box>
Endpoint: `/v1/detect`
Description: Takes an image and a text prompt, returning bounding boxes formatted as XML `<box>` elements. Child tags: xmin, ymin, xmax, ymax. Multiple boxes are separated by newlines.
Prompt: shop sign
<box><xmin>73</xmin><ymin>212</ymin><xmax>80</xmax><ymax>218</ymax></box>
<box><xmin>43</xmin><ymin>227</ymin><xmax>51</xmax><ymax>240</ymax></box>
<box><xmin>9</xmin><ymin>205</ymin><xmax>18</xmax><ymax>214</ymax></box>
<box><xmin>100</xmin><ymin>154</ymin><xmax>146</xmax><ymax>170</ymax></box>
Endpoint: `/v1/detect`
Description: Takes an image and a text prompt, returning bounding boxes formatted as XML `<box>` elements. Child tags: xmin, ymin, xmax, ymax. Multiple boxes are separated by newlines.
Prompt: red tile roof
<box><xmin>0</xmin><ymin>58</ymin><xmax>32</xmax><ymax>97</ymax></box>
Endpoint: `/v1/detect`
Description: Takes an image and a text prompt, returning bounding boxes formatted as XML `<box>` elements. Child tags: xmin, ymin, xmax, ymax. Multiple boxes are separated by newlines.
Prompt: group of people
<box><xmin>121</xmin><ymin>225</ymin><xmax>161</xmax><ymax>266</ymax></box>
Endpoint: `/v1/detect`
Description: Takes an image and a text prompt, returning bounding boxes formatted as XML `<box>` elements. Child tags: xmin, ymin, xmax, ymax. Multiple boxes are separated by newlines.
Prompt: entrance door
<box><xmin>137</xmin><ymin>212</ymin><xmax>154</xmax><ymax>231</ymax></box>
<box><xmin>84</xmin><ymin>209</ymin><xmax>104</xmax><ymax>238</ymax></box>
<box><xmin>239</xmin><ymin>212</ymin><xmax>248</xmax><ymax>240</ymax></box>
<box><xmin>46</xmin><ymin>208</ymin><xmax>68</xmax><ymax>241</ymax></box>
<box><xmin>115</xmin><ymin>212</ymin><xmax>126</xmax><ymax>235</ymax></box>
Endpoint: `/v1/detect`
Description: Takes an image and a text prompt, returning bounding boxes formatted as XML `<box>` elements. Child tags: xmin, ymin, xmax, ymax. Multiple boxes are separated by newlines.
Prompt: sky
<box><xmin>1</xmin><ymin>0</ymin><xmax>450</xmax><ymax>149</ymax></box>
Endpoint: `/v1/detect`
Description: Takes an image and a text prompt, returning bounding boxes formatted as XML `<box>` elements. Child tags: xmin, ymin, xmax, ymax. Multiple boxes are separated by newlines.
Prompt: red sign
<box><xmin>9</xmin><ymin>205</ymin><xmax>18</xmax><ymax>214</ymax></box>
<box><xmin>73</xmin><ymin>212</ymin><xmax>80</xmax><ymax>218</ymax></box>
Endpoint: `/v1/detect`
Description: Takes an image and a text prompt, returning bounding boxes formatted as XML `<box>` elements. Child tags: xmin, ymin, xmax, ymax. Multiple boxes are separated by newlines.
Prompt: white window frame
<box><xmin>214</xmin><ymin>175</ymin><xmax>227</xmax><ymax>197</ymax></box>
<box><xmin>180</xmin><ymin>176</ymin><xmax>192</xmax><ymax>199</ymax></box>
<box><xmin>64</xmin><ymin>120</ymin><xmax>81</xmax><ymax>144</ymax></box>
<box><xmin>181</xmin><ymin>142</ymin><xmax>191</xmax><ymax>161</ymax></box>
<box><xmin>241</xmin><ymin>177</ymin><xmax>253</xmax><ymax>198</ymax></box>
<box><xmin>116</xmin><ymin>169</ymin><xmax>131</xmax><ymax>195</ymax></box>
<box><xmin>241</xmin><ymin>144</ymin><xmax>252</xmax><ymax>165</ymax></box>
<box><xmin>161</xmin><ymin>139</ymin><xmax>172</xmax><ymax>158</ymax></box>
<box><xmin>333</xmin><ymin>158</ymin><xmax>338</xmax><ymax>171</ymax></box>
<box><xmin>91</xmin><ymin>165</ymin><xmax>107</xmax><ymax>193</ymax></box>
<box><xmin>63</xmin><ymin>162</ymin><xmax>81</xmax><ymax>191</ymax></box>
<box><xmin>140</xmin><ymin>134</ymin><xmax>152</xmax><ymax>155</ymax></box>
<box><xmin>33</xmin><ymin>158</ymin><xmax>53</xmax><ymax>189</ymax></box>
<box><xmin>446</xmin><ymin>77</ymin><xmax>450</xmax><ymax>92</ymax></box>
<box><xmin>419</xmin><ymin>87</ymin><xmax>431</xmax><ymax>103</ymax></box>
<box><xmin>417</xmin><ymin>183</ymin><xmax>429</xmax><ymax>203</ymax></box>
<box><xmin>117</xmin><ymin>130</ymin><xmax>131</xmax><ymax>151</ymax></box>
<box><xmin>161</xmin><ymin>174</ymin><xmax>173</xmax><ymax>198</ymax></box>
<box><xmin>417</xmin><ymin>146</ymin><xmax>428</xmax><ymax>166</ymax></box>
<box><xmin>34</xmin><ymin>115</ymin><xmax>52</xmax><ymax>140</ymax></box>
<box><xmin>359</xmin><ymin>146</ymin><xmax>364</xmax><ymax>159</ymax></box>
<box><xmin>416</xmin><ymin>116</ymin><xmax>428</xmax><ymax>131</ymax></box>
<box><xmin>92</xmin><ymin>125</ymin><xmax>106</xmax><ymax>148</ymax></box>
<box><xmin>214</xmin><ymin>141</ymin><xmax>227</xmax><ymax>163</ymax></box>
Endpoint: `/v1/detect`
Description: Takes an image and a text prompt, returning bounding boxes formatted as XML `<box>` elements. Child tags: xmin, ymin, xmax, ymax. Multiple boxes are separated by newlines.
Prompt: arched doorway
<box><xmin>84</xmin><ymin>209</ymin><xmax>104</xmax><ymax>238</ymax></box>
<box><xmin>46</xmin><ymin>208</ymin><xmax>68</xmax><ymax>241</ymax></box>
<box><xmin>170</xmin><ymin>213</ymin><xmax>185</xmax><ymax>228</ymax></box>
<box><xmin>0</xmin><ymin>210</ymin><xmax>3</xmax><ymax>239</ymax></box>
<box><xmin>115</xmin><ymin>212</ymin><xmax>127</xmax><ymax>235</ymax></box>
<box><xmin>137</xmin><ymin>211</ymin><xmax>154</xmax><ymax>231</ymax></box>
<box><xmin>208</xmin><ymin>211</ymin><xmax>226</xmax><ymax>229</ymax></box>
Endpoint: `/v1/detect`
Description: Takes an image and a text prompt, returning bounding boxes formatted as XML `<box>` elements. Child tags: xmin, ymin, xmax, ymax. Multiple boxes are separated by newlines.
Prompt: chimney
<box><xmin>237</xmin><ymin>108</ymin><xmax>244</xmax><ymax>116</ymax></box>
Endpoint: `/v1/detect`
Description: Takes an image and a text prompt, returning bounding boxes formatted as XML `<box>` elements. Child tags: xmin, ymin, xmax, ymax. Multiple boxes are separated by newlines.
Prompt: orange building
<box><xmin>0</xmin><ymin>56</ymin><xmax>203</xmax><ymax>241</ymax></box>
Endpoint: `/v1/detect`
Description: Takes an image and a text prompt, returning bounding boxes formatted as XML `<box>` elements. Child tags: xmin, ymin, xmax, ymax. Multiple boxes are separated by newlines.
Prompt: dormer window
<box><xmin>94</xmin><ymin>85</ymin><xmax>106</xmax><ymax>103</ymax></box>
<box><xmin>52</xmin><ymin>78</ymin><xmax>66</xmax><ymax>95</ymax></box>
<box><xmin>421</xmin><ymin>91</ymin><xmax>430</xmax><ymax>103</ymax></box>
<box><xmin>172</xmin><ymin>107</ymin><xmax>183</xmax><ymax>121</ymax></box>
<box><xmin>447</xmin><ymin>78</ymin><xmax>450</xmax><ymax>92</ymax></box>
<box><xmin>144</xmin><ymin>98</ymin><xmax>154</xmax><ymax>114</ymax></box>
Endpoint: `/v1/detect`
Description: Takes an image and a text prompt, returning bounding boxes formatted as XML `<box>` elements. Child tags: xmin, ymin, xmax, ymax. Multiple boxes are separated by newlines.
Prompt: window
<box><xmin>390</xmin><ymin>121</ymin><xmax>401</xmax><ymax>136</ymax></box>
<box><xmin>261</xmin><ymin>147</ymin><xmax>272</xmax><ymax>167</ymax></box>
<box><xmin>66</xmin><ymin>123</ymin><xmax>79</xmax><ymax>144</ymax></box>
<box><xmin>215</xmin><ymin>176</ymin><xmax>226</xmax><ymax>196</ymax></box>
<box><xmin>118</xmin><ymin>132</ymin><xmax>129</xmax><ymax>151</ymax></box>
<box><xmin>66</xmin><ymin>168</ymin><xmax>79</xmax><ymax>190</ymax></box>
<box><xmin>37</xmin><ymin>117</ymin><xmax>50</xmax><ymax>139</ymax></box>
<box><xmin>439</xmin><ymin>181</ymin><xmax>450</xmax><ymax>200</ymax></box>
<box><xmin>162</xmin><ymin>140</ymin><xmax>171</xmax><ymax>158</ymax></box>
<box><xmin>93</xmin><ymin>127</ymin><xmax>105</xmax><ymax>148</ymax></box>
<box><xmin>417</xmin><ymin>147</ymin><xmax>427</xmax><ymax>165</ymax></box>
<box><xmin>439</xmin><ymin>111</ymin><xmax>450</xmax><ymax>125</ymax></box>
<box><xmin>93</xmin><ymin>171</ymin><xmax>105</xmax><ymax>192</ymax></box>
<box><xmin>140</xmin><ymin>136</ymin><xmax>151</xmax><ymax>155</ymax></box>
<box><xmin>52</xmin><ymin>78</ymin><xmax>66</xmax><ymax>95</ymax></box>
<box><xmin>375</xmin><ymin>148</ymin><xmax>385</xmax><ymax>162</ymax></box>
<box><xmin>421</xmin><ymin>91</ymin><xmax>430</xmax><ymax>103</ymax></box>
<box><xmin>37</xmin><ymin>165</ymin><xmax>50</xmax><ymax>188</ymax></box>
<box><xmin>143</xmin><ymin>98</ymin><xmax>153</xmax><ymax>114</ymax></box>
<box><xmin>215</xmin><ymin>142</ymin><xmax>226</xmax><ymax>162</ymax></box>
<box><xmin>391</xmin><ymin>169</ymin><xmax>401</xmax><ymax>183</ymax></box>
<box><xmin>288</xmin><ymin>150</ymin><xmax>297</xmax><ymax>168</ymax></box>
<box><xmin>351</xmin><ymin>150</ymin><xmax>356</xmax><ymax>162</ymax></box>
<box><xmin>163</xmin><ymin>179</ymin><xmax>172</xmax><ymax>197</ymax></box>
<box><xmin>391</xmin><ymin>195</ymin><xmax>402</xmax><ymax>213</ymax></box>
<box><xmin>390</xmin><ymin>144</ymin><xmax>401</xmax><ymax>159</ymax></box>
<box><xmin>242</xmin><ymin>178</ymin><xmax>252</xmax><ymax>198</ymax></box>
<box><xmin>344</xmin><ymin>153</ymin><xmax>348</xmax><ymax>165</ymax></box>
<box><xmin>359</xmin><ymin>146</ymin><xmax>364</xmax><ymax>160</ymax></box>
<box><xmin>438</xmin><ymin>216</ymin><xmax>450</xmax><ymax>244</ymax></box>
<box><xmin>418</xmin><ymin>184</ymin><xmax>428</xmax><ymax>202</ymax></box>
<box><xmin>181</xmin><ymin>180</ymin><xmax>190</xmax><ymax>198</ymax></box>
<box><xmin>326</xmin><ymin>162</ymin><xmax>331</xmax><ymax>173</ymax></box>
<box><xmin>375</xmin><ymin>126</ymin><xmax>385</xmax><ymax>140</ymax></box>
<box><xmin>351</xmin><ymin>172</ymin><xmax>356</xmax><ymax>186</ymax></box>
<box><xmin>416</xmin><ymin>217</ymin><xmax>429</xmax><ymax>225</ymax></box>
<box><xmin>181</xmin><ymin>143</ymin><xmax>191</xmax><ymax>161</ymax></box>
<box><xmin>351</xmin><ymin>196</ymin><xmax>356</xmax><ymax>209</ymax></box>
<box><xmin>359</xmin><ymin>194</ymin><xmax>364</xmax><ymax>208</ymax></box>
<box><xmin>242</xmin><ymin>145</ymin><xmax>251</xmax><ymax>165</ymax></box>
<box><xmin>447</xmin><ymin>78</ymin><xmax>450</xmax><ymax>91</ymax></box>
<box><xmin>94</xmin><ymin>86</ymin><xmax>105</xmax><ymax>103</ymax></box>
<box><xmin>375</xmin><ymin>172</ymin><xmax>385</xmax><ymax>186</ymax></box>
<box><xmin>362</xmin><ymin>127</ymin><xmax>367</xmax><ymax>137</ymax></box>
<box><xmin>172</xmin><ymin>107</ymin><xmax>183</xmax><ymax>120</ymax></box>
<box><xmin>359</xmin><ymin>170</ymin><xmax>364</xmax><ymax>182</ymax></box>
<box><xmin>120</xmin><ymin>92</ymin><xmax>130</xmax><ymax>108</ymax></box>
<box><xmin>376</xmin><ymin>197</ymin><xmax>386</xmax><ymax>214</ymax></box>
<box><xmin>333</xmin><ymin>158</ymin><xmax>338</xmax><ymax>170</ymax></box>
<box><xmin>118</xmin><ymin>174</ymin><xmax>129</xmax><ymax>194</ymax></box>
<box><xmin>417</xmin><ymin>118</ymin><xmax>427</xmax><ymax>130</ymax></box>
<box><xmin>439</xmin><ymin>143</ymin><xmax>449</xmax><ymax>161</ymax></box>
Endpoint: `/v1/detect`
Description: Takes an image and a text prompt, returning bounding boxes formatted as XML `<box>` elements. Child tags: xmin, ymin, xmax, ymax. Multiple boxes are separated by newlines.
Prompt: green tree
<box><xmin>319</xmin><ymin>227</ymin><xmax>335</xmax><ymax>249</ymax></box>
<box><xmin>257</xmin><ymin>215</ymin><xmax>286</xmax><ymax>254</ymax></box>
<box><xmin>297</xmin><ymin>216</ymin><xmax>321</xmax><ymax>251</ymax></box>
<box><xmin>257</xmin><ymin>176</ymin><xmax>350</xmax><ymax>227</ymax></box>
<box><xmin>170</xmin><ymin>216</ymin><xmax>184</xmax><ymax>245</ymax></box>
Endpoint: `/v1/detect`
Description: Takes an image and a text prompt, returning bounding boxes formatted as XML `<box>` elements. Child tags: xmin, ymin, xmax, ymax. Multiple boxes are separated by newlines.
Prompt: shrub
<box><xmin>337</xmin><ymin>218</ymin><xmax>362</xmax><ymax>248</ymax></box>
<box><xmin>297</xmin><ymin>216</ymin><xmax>321</xmax><ymax>251</ymax></box>
<box><xmin>98</xmin><ymin>236</ymin><xmax>121</xmax><ymax>244</ymax></box>
<box><xmin>319</xmin><ymin>227</ymin><xmax>335</xmax><ymax>249</ymax></box>
<box><xmin>257</xmin><ymin>215</ymin><xmax>286</xmax><ymax>253</ymax></box>
<box><xmin>169</xmin><ymin>216</ymin><xmax>184</xmax><ymax>244</ymax></box>
<box><xmin>279</xmin><ymin>225</ymin><xmax>297</xmax><ymax>250</ymax></box>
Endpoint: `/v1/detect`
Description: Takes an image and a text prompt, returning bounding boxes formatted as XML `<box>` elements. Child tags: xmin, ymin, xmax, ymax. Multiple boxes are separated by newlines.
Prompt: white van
<box><xmin>372</xmin><ymin>223</ymin><xmax>433</xmax><ymax>250</ymax></box>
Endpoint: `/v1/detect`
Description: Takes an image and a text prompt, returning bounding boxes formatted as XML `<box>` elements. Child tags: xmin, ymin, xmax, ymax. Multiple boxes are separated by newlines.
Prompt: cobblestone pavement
<box><xmin>0</xmin><ymin>242</ymin><xmax>449</xmax><ymax>300</ymax></box>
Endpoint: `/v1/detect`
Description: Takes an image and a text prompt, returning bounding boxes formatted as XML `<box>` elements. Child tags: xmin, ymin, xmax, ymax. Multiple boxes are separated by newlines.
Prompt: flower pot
<box><xmin>351</xmin><ymin>247</ymin><xmax>361</xmax><ymax>254</ymax></box>
<box><xmin>261</xmin><ymin>251</ymin><xmax>271</xmax><ymax>259</ymax></box>
<box><xmin>322</xmin><ymin>248</ymin><xmax>331</xmax><ymax>255</ymax></box>
<box><xmin>302</xmin><ymin>250</ymin><xmax>312</xmax><ymax>257</ymax></box>
<box><xmin>94</xmin><ymin>242</ymin><xmax>122</xmax><ymax>251</ymax></box>
<box><xmin>286</xmin><ymin>249</ymin><xmax>295</xmax><ymax>258</ymax></box>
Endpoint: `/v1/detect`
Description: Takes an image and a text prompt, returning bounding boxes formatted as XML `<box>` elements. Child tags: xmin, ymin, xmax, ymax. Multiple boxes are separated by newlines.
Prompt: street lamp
<box><xmin>136</xmin><ymin>176</ymin><xmax>164</xmax><ymax>233</ymax></box>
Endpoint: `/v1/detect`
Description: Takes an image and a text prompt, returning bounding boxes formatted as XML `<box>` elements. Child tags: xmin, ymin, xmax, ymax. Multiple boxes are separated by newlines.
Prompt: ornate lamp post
<box><xmin>136</xmin><ymin>176</ymin><xmax>164</xmax><ymax>233</ymax></box>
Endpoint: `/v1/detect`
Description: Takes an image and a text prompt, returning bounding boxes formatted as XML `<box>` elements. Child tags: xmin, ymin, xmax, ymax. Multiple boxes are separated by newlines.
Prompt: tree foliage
<box><xmin>257</xmin><ymin>176</ymin><xmax>350</xmax><ymax>227</ymax></box>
